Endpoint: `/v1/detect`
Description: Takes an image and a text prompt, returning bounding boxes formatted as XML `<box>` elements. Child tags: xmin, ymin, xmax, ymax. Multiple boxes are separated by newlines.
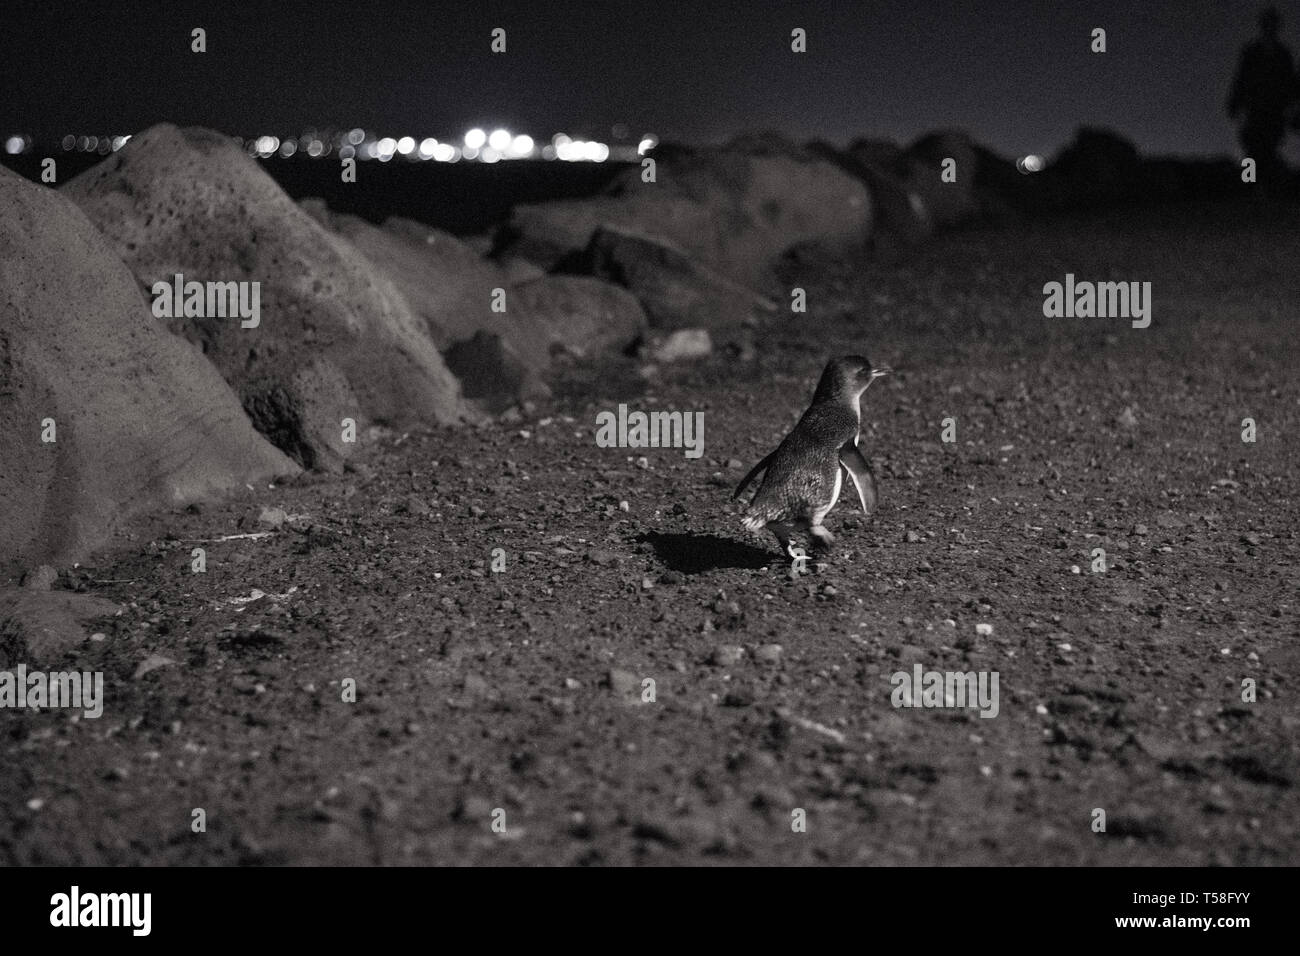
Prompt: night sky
<box><xmin>2</xmin><ymin>0</ymin><xmax>1295</xmax><ymax>159</ymax></box>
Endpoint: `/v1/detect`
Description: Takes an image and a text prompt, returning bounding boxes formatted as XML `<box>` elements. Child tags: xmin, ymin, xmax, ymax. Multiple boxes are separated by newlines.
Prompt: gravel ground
<box><xmin>3</xmin><ymin>201</ymin><xmax>1297</xmax><ymax>865</ymax></box>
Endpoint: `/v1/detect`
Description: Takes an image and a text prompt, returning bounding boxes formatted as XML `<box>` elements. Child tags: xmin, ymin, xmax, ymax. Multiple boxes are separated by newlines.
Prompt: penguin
<box><xmin>733</xmin><ymin>355</ymin><xmax>889</xmax><ymax>559</ymax></box>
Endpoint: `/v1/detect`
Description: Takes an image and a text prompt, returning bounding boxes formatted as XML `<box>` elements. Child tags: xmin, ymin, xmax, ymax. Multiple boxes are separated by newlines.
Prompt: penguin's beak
<box><xmin>870</xmin><ymin>366</ymin><xmax>891</xmax><ymax>379</ymax></box>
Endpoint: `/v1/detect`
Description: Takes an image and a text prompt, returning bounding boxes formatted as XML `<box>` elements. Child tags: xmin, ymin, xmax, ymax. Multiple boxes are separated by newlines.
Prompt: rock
<box><xmin>497</xmin><ymin>134</ymin><xmax>872</xmax><ymax>287</ymax></box>
<box><xmin>905</xmin><ymin>530</ymin><xmax>922</xmax><ymax>543</ymax></box>
<box><xmin>302</xmin><ymin>203</ymin><xmax>645</xmax><ymax>406</ymax></box>
<box><xmin>241</xmin><ymin>357</ymin><xmax>359</xmax><ymax>472</ymax></box>
<box><xmin>1118</xmin><ymin>406</ymin><xmax>1139</xmax><ymax>429</ymax></box>
<box><xmin>651</xmin><ymin>328</ymin><xmax>712</xmax><ymax>362</ymax></box>
<box><xmin>443</xmin><ymin>331</ymin><xmax>544</xmax><ymax>413</ymax></box>
<box><xmin>808</xmin><ymin>140</ymin><xmax>931</xmax><ymax>247</ymax></box>
<box><xmin>586</xmin><ymin>550</ymin><xmax>619</xmax><ymax>567</ymax></box>
<box><xmin>574</xmin><ymin>225</ymin><xmax>776</xmax><ymax>332</ymax></box>
<box><xmin>754</xmin><ymin>643</ymin><xmax>784</xmax><ymax>664</ymax></box>
<box><xmin>133</xmin><ymin>654</ymin><xmax>180</xmax><ymax>679</ymax></box>
<box><xmin>20</xmin><ymin>566</ymin><xmax>58</xmax><ymax>591</ymax></box>
<box><xmin>606</xmin><ymin>668</ymin><xmax>643</xmax><ymax>703</ymax></box>
<box><xmin>509</xmin><ymin>274</ymin><xmax>647</xmax><ymax>359</ymax></box>
<box><xmin>710</xmin><ymin>644</ymin><xmax>745</xmax><ymax>667</ymax></box>
<box><xmin>0</xmin><ymin>589</ymin><xmax>123</xmax><ymax>664</ymax></box>
<box><xmin>63</xmin><ymin>124</ymin><xmax>474</xmax><ymax>470</ymax></box>
<box><xmin>257</xmin><ymin>506</ymin><xmax>289</xmax><ymax>528</ymax></box>
<box><xmin>899</xmin><ymin>130</ymin><xmax>979</xmax><ymax>229</ymax></box>
<box><xmin>1044</xmin><ymin>128</ymin><xmax>1142</xmax><ymax>208</ymax></box>
<box><xmin>975</xmin><ymin>623</ymin><xmax>994</xmax><ymax>636</ymax></box>
<box><xmin>454</xmin><ymin>795</ymin><xmax>494</xmax><ymax>822</ymax></box>
<box><xmin>462</xmin><ymin>673</ymin><xmax>490</xmax><ymax>698</ymax></box>
<box><xmin>499</xmin><ymin>257</ymin><xmax>546</xmax><ymax>285</ymax></box>
<box><xmin>0</xmin><ymin>165</ymin><xmax>297</xmax><ymax>572</ymax></box>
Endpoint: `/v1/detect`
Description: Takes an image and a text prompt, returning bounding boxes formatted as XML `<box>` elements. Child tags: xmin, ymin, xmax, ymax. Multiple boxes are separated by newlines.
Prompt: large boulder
<box><xmin>816</xmin><ymin>131</ymin><xmax>1020</xmax><ymax>241</ymax></box>
<box><xmin>0</xmin><ymin>166</ymin><xmax>298</xmax><ymax>574</ymax></box>
<box><xmin>496</xmin><ymin>134</ymin><xmax>872</xmax><ymax>286</ymax></box>
<box><xmin>1047</xmin><ymin>127</ymin><xmax>1142</xmax><ymax>206</ymax></box>
<box><xmin>62</xmin><ymin>124</ymin><xmax>473</xmax><ymax>470</ymax></box>
<box><xmin>508</xmin><ymin>274</ymin><xmax>647</xmax><ymax>356</ymax></box>
<box><xmin>898</xmin><ymin>130</ymin><xmax>980</xmax><ymax>228</ymax></box>
<box><xmin>301</xmin><ymin>202</ymin><xmax>647</xmax><ymax>406</ymax></box>
<box><xmin>808</xmin><ymin>141</ymin><xmax>931</xmax><ymax>248</ymax></box>
<box><xmin>567</xmin><ymin>225</ymin><xmax>776</xmax><ymax>332</ymax></box>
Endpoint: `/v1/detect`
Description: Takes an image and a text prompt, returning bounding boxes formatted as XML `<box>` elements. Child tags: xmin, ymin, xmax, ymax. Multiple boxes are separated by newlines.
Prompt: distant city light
<box><xmin>553</xmin><ymin>136</ymin><xmax>609</xmax><ymax>162</ymax></box>
<box><xmin>152</xmin><ymin>125</ymin><xmax>630</xmax><ymax>165</ymax></box>
<box><xmin>1017</xmin><ymin>154</ymin><xmax>1044</xmax><ymax>174</ymax></box>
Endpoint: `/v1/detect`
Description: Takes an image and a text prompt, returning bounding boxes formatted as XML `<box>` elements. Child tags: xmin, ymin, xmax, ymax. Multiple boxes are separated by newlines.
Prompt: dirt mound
<box><xmin>497</xmin><ymin>135</ymin><xmax>872</xmax><ymax>286</ymax></box>
<box><xmin>62</xmin><ymin>124</ymin><xmax>473</xmax><ymax>468</ymax></box>
<box><xmin>0</xmin><ymin>167</ymin><xmax>298</xmax><ymax>574</ymax></box>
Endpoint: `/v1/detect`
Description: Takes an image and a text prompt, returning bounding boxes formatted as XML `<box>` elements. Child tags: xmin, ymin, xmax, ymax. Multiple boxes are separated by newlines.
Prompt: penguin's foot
<box><xmin>809</xmin><ymin>525</ymin><xmax>835</xmax><ymax>553</ymax></box>
<box><xmin>766</xmin><ymin>522</ymin><xmax>795</xmax><ymax>558</ymax></box>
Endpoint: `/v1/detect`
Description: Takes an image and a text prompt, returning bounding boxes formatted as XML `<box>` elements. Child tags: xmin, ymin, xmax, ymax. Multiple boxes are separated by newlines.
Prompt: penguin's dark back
<box><xmin>763</xmin><ymin>401</ymin><xmax>860</xmax><ymax>479</ymax></box>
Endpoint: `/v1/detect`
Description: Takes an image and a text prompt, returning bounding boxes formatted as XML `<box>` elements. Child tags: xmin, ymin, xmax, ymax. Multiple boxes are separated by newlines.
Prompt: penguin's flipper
<box><xmin>838</xmin><ymin>441</ymin><xmax>878</xmax><ymax>515</ymax></box>
<box><xmin>732</xmin><ymin>451</ymin><xmax>775</xmax><ymax>501</ymax></box>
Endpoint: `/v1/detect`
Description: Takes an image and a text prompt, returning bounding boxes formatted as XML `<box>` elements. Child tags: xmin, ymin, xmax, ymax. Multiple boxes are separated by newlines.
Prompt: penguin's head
<box><xmin>815</xmin><ymin>355</ymin><xmax>891</xmax><ymax>404</ymax></box>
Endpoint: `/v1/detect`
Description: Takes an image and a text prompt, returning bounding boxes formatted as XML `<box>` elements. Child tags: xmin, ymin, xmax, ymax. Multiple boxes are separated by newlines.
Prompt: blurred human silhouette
<box><xmin>1227</xmin><ymin>6</ymin><xmax>1298</xmax><ymax>190</ymax></box>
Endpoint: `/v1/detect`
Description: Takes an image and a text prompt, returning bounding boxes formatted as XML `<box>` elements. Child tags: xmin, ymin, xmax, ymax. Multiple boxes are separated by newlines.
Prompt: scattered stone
<box><xmin>0</xmin><ymin>589</ymin><xmax>124</xmax><ymax>663</ymax></box>
<box><xmin>20</xmin><ymin>566</ymin><xmax>57</xmax><ymax>591</ymax></box>
<box><xmin>257</xmin><ymin>506</ymin><xmax>289</xmax><ymax>528</ymax></box>
<box><xmin>606</xmin><ymin>668</ymin><xmax>642</xmax><ymax>702</ymax></box>
<box><xmin>134</xmin><ymin>655</ymin><xmax>180</xmax><ymax>679</ymax></box>
<box><xmin>652</xmin><ymin>328</ymin><xmax>713</xmax><ymax>362</ymax></box>
<box><xmin>710</xmin><ymin>644</ymin><xmax>745</xmax><ymax>667</ymax></box>
<box><xmin>905</xmin><ymin>530</ymin><xmax>922</xmax><ymax>543</ymax></box>
<box><xmin>975</xmin><ymin>623</ymin><xmax>994</xmax><ymax>636</ymax></box>
<box><xmin>754</xmin><ymin>644</ymin><xmax>784</xmax><ymax>664</ymax></box>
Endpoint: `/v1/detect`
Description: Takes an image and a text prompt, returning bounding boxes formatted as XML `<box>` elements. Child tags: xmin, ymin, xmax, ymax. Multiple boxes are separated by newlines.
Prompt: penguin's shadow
<box><xmin>638</xmin><ymin>532</ymin><xmax>774</xmax><ymax>574</ymax></box>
